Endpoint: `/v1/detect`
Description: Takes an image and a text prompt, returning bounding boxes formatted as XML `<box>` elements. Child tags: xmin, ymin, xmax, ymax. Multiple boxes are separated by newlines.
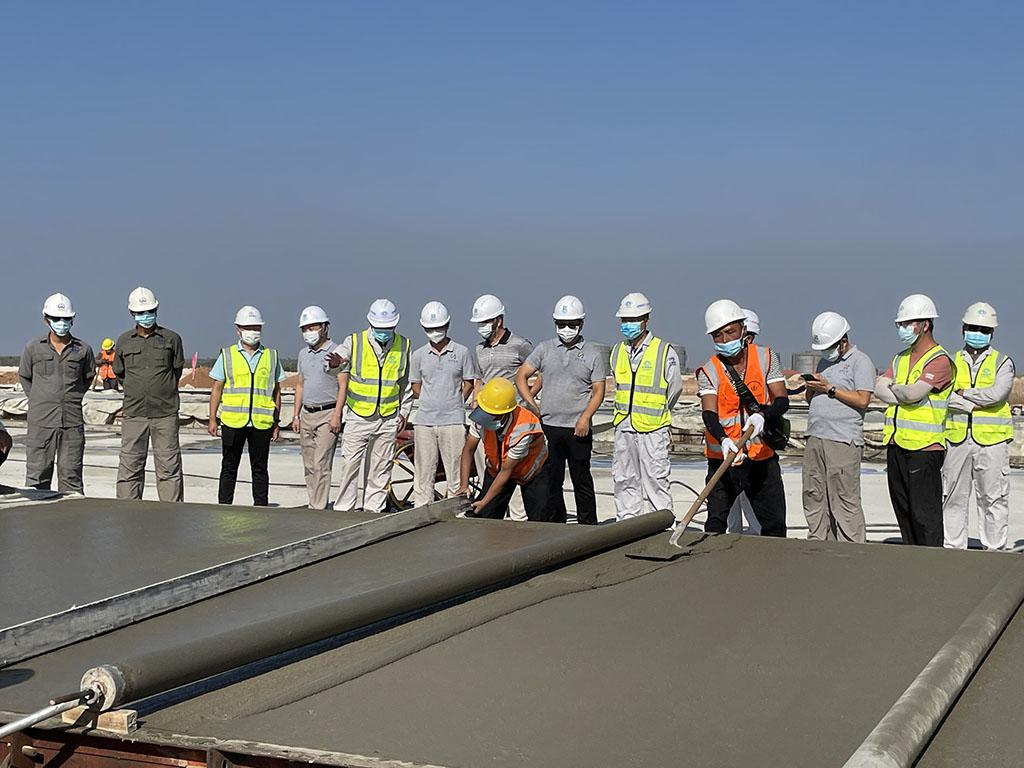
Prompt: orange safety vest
<box><xmin>483</xmin><ymin>406</ymin><xmax>549</xmax><ymax>485</ymax></box>
<box><xmin>98</xmin><ymin>349</ymin><xmax>117</xmax><ymax>380</ymax></box>
<box><xmin>701</xmin><ymin>344</ymin><xmax>776</xmax><ymax>461</ymax></box>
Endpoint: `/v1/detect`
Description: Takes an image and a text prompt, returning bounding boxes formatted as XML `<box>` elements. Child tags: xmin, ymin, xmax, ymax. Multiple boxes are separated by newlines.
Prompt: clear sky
<box><xmin>3</xmin><ymin>1</ymin><xmax>1022</xmax><ymax>368</ymax></box>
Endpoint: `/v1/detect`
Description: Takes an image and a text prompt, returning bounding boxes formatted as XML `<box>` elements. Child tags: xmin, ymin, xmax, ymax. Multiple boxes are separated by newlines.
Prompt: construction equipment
<box><xmin>367</xmin><ymin>298</ymin><xmax>400</xmax><ymax>328</ymax></box>
<box><xmin>420</xmin><ymin>301</ymin><xmax>450</xmax><ymax>328</ymax></box>
<box><xmin>127</xmin><ymin>287</ymin><xmax>159</xmax><ymax>313</ymax></box>
<box><xmin>962</xmin><ymin>301</ymin><xmax>998</xmax><ymax>328</ymax></box>
<box><xmin>811</xmin><ymin>311</ymin><xmax>851</xmax><ymax>350</ymax></box>
<box><xmin>471</xmin><ymin>294</ymin><xmax>505</xmax><ymax>323</ymax></box>
<box><xmin>477</xmin><ymin>378</ymin><xmax>517</xmax><ymax>415</ymax></box>
<box><xmin>234</xmin><ymin>305</ymin><xmax>264</xmax><ymax>326</ymax></box>
<box><xmin>895</xmin><ymin>294</ymin><xmax>939</xmax><ymax>323</ymax></box>
<box><xmin>615</xmin><ymin>292</ymin><xmax>652</xmax><ymax>318</ymax></box>
<box><xmin>298</xmin><ymin>305</ymin><xmax>329</xmax><ymax>327</ymax></box>
<box><xmin>41</xmin><ymin>293</ymin><xmax>75</xmax><ymax>318</ymax></box>
<box><xmin>703</xmin><ymin>299</ymin><xmax>746</xmax><ymax>334</ymax></box>
<box><xmin>552</xmin><ymin>295</ymin><xmax>585</xmax><ymax>320</ymax></box>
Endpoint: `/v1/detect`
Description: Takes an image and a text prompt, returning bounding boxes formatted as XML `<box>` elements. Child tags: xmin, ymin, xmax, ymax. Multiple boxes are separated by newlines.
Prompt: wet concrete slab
<box><xmin>0</xmin><ymin>498</ymin><xmax>374</xmax><ymax>629</ymax></box>
<box><xmin>139</xmin><ymin>535</ymin><xmax>1020</xmax><ymax>768</ymax></box>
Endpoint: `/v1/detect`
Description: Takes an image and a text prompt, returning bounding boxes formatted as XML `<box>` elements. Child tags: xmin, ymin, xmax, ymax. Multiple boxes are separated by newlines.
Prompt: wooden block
<box><xmin>61</xmin><ymin>706</ymin><xmax>138</xmax><ymax>734</ymax></box>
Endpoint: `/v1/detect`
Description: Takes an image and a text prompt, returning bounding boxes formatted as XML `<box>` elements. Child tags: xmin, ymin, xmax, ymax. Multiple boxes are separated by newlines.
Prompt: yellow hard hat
<box><xmin>477</xmin><ymin>378</ymin><xmax>517</xmax><ymax>415</ymax></box>
<box><xmin>102</xmin><ymin>338</ymin><xmax>115</xmax><ymax>350</ymax></box>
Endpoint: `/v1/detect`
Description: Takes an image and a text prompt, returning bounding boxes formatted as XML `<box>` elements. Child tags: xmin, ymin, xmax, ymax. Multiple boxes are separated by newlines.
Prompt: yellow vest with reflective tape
<box><xmin>882</xmin><ymin>344</ymin><xmax>952</xmax><ymax>450</ymax></box>
<box><xmin>346</xmin><ymin>331</ymin><xmax>409</xmax><ymax>418</ymax></box>
<box><xmin>220</xmin><ymin>345</ymin><xmax>278</xmax><ymax>430</ymax></box>
<box><xmin>945</xmin><ymin>348</ymin><xmax>1013</xmax><ymax>446</ymax></box>
<box><xmin>611</xmin><ymin>336</ymin><xmax>673</xmax><ymax>433</ymax></box>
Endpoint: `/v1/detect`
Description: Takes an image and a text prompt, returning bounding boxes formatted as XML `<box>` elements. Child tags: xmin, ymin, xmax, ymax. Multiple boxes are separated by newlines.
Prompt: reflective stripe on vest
<box><xmin>703</xmin><ymin>344</ymin><xmax>775</xmax><ymax>461</ymax></box>
<box><xmin>882</xmin><ymin>345</ymin><xmax>952</xmax><ymax>450</ymax></box>
<box><xmin>611</xmin><ymin>336</ymin><xmax>672</xmax><ymax>433</ymax></box>
<box><xmin>220</xmin><ymin>346</ymin><xmax>278</xmax><ymax>430</ymax></box>
<box><xmin>945</xmin><ymin>349</ymin><xmax>1013</xmax><ymax>446</ymax></box>
<box><xmin>483</xmin><ymin>406</ymin><xmax>548</xmax><ymax>484</ymax></box>
<box><xmin>346</xmin><ymin>331</ymin><xmax>409</xmax><ymax>418</ymax></box>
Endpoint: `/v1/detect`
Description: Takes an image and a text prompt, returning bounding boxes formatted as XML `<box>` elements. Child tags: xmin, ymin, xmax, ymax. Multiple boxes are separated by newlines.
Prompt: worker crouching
<box><xmin>458</xmin><ymin>378</ymin><xmax>556</xmax><ymax>521</ymax></box>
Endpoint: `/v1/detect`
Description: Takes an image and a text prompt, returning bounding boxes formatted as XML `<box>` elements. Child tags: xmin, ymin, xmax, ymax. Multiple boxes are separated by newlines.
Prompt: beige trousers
<box><xmin>413</xmin><ymin>424</ymin><xmax>465</xmax><ymax>507</ymax></box>
<box><xmin>300</xmin><ymin>408</ymin><xmax>339</xmax><ymax>509</ymax></box>
<box><xmin>801</xmin><ymin>436</ymin><xmax>865</xmax><ymax>543</ymax></box>
<box><xmin>117</xmin><ymin>415</ymin><xmax>184</xmax><ymax>502</ymax></box>
<box><xmin>335</xmin><ymin>412</ymin><xmax>398</xmax><ymax>513</ymax></box>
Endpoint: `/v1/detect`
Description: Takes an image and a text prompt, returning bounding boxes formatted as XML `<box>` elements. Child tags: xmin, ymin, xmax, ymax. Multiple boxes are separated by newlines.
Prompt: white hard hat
<box><xmin>962</xmin><ymin>301</ymin><xmax>998</xmax><ymax>328</ymax></box>
<box><xmin>367</xmin><ymin>298</ymin><xmax>400</xmax><ymax>328</ymax></box>
<box><xmin>811</xmin><ymin>311</ymin><xmax>851</xmax><ymax>350</ymax></box>
<box><xmin>741</xmin><ymin>308</ymin><xmax>760</xmax><ymax>335</ymax></box>
<box><xmin>127</xmin><ymin>286</ymin><xmax>159</xmax><ymax>312</ymax></box>
<box><xmin>894</xmin><ymin>294</ymin><xmax>939</xmax><ymax>323</ymax></box>
<box><xmin>616</xmin><ymin>292</ymin><xmax>652</xmax><ymax>318</ymax></box>
<box><xmin>420</xmin><ymin>301</ymin><xmax>451</xmax><ymax>328</ymax></box>
<box><xmin>704</xmin><ymin>299</ymin><xmax>746</xmax><ymax>334</ymax></box>
<box><xmin>42</xmin><ymin>293</ymin><xmax>76</xmax><ymax>318</ymax></box>
<box><xmin>471</xmin><ymin>294</ymin><xmax>505</xmax><ymax>323</ymax></box>
<box><xmin>298</xmin><ymin>305</ymin><xmax>329</xmax><ymax>328</ymax></box>
<box><xmin>234</xmin><ymin>305</ymin><xmax>264</xmax><ymax>326</ymax></box>
<box><xmin>553</xmin><ymin>295</ymin><xmax>585</xmax><ymax>321</ymax></box>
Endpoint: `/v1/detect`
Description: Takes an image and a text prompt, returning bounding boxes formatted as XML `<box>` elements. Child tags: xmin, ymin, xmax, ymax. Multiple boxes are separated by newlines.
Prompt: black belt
<box><xmin>303</xmin><ymin>403</ymin><xmax>334</xmax><ymax>413</ymax></box>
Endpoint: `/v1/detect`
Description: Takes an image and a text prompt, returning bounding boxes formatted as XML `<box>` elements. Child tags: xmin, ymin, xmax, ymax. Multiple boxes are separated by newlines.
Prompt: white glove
<box><xmin>747</xmin><ymin>413</ymin><xmax>765</xmax><ymax>439</ymax></box>
<box><xmin>721</xmin><ymin>437</ymin><xmax>740</xmax><ymax>458</ymax></box>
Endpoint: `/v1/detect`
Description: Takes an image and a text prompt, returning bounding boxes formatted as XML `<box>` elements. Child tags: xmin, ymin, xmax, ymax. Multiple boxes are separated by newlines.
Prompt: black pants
<box><xmin>219</xmin><ymin>424</ymin><xmax>273</xmax><ymax>506</ymax></box>
<box><xmin>475</xmin><ymin>460</ymin><xmax>561</xmax><ymax>522</ymax></box>
<box><xmin>886</xmin><ymin>444</ymin><xmax>944</xmax><ymax>546</ymax></box>
<box><xmin>543</xmin><ymin>425</ymin><xmax>598</xmax><ymax>525</ymax></box>
<box><xmin>705</xmin><ymin>455</ymin><xmax>787</xmax><ymax>537</ymax></box>
<box><xmin>101</xmin><ymin>378</ymin><xmax>119</xmax><ymax>391</ymax></box>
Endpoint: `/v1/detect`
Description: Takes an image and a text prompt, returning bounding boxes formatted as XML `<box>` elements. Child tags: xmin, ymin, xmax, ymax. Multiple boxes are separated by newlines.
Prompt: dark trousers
<box><xmin>475</xmin><ymin>460</ymin><xmax>561</xmax><ymax>522</ymax></box>
<box><xmin>705</xmin><ymin>455</ymin><xmax>787</xmax><ymax>537</ymax></box>
<box><xmin>543</xmin><ymin>425</ymin><xmax>598</xmax><ymax>525</ymax></box>
<box><xmin>886</xmin><ymin>444</ymin><xmax>944</xmax><ymax>546</ymax></box>
<box><xmin>219</xmin><ymin>424</ymin><xmax>273</xmax><ymax>506</ymax></box>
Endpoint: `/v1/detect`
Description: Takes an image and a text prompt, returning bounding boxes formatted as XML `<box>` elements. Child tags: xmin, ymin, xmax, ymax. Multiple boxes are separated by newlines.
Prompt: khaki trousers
<box><xmin>413</xmin><ymin>424</ymin><xmax>465</xmax><ymax>507</ymax></box>
<box><xmin>942</xmin><ymin>439</ymin><xmax>1010</xmax><ymax>550</ymax></box>
<box><xmin>26</xmin><ymin>424</ymin><xmax>86</xmax><ymax>494</ymax></box>
<box><xmin>802</xmin><ymin>436</ymin><xmax>865</xmax><ymax>543</ymax></box>
<box><xmin>300</xmin><ymin>408</ymin><xmax>339</xmax><ymax>509</ymax></box>
<box><xmin>117</xmin><ymin>415</ymin><xmax>184</xmax><ymax>502</ymax></box>
<box><xmin>335</xmin><ymin>412</ymin><xmax>398</xmax><ymax>513</ymax></box>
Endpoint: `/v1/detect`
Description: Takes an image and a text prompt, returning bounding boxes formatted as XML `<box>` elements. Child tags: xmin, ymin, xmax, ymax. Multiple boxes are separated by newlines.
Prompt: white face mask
<box><xmin>302</xmin><ymin>330</ymin><xmax>321</xmax><ymax>346</ymax></box>
<box><xmin>556</xmin><ymin>325</ymin><xmax>580</xmax><ymax>343</ymax></box>
<box><xmin>425</xmin><ymin>329</ymin><xmax>447</xmax><ymax>343</ymax></box>
<box><xmin>822</xmin><ymin>344</ymin><xmax>842</xmax><ymax>362</ymax></box>
<box><xmin>240</xmin><ymin>330</ymin><xmax>262</xmax><ymax>346</ymax></box>
<box><xmin>477</xmin><ymin>321</ymin><xmax>494</xmax><ymax>339</ymax></box>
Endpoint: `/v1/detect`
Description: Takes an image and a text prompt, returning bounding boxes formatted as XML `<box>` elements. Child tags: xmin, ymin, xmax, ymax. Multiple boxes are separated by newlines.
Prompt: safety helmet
<box><xmin>102</xmin><ymin>338</ymin><xmax>115</xmax><ymax>351</ymax></box>
<box><xmin>42</xmin><ymin>293</ymin><xmax>76</xmax><ymax>318</ymax></box>
<box><xmin>298</xmin><ymin>305</ymin><xmax>330</xmax><ymax>328</ymax></box>
<box><xmin>367</xmin><ymin>298</ymin><xmax>400</xmax><ymax>328</ymax></box>
<box><xmin>553</xmin><ymin>295</ymin><xmax>586</xmax><ymax>321</ymax></box>
<box><xmin>894</xmin><ymin>294</ymin><xmax>939</xmax><ymax>323</ymax></box>
<box><xmin>127</xmin><ymin>286</ymin><xmax>159</xmax><ymax>313</ymax></box>
<box><xmin>811</xmin><ymin>312</ymin><xmax>851</xmax><ymax>351</ymax></box>
<box><xmin>234</xmin><ymin>305</ymin><xmax>264</xmax><ymax>326</ymax></box>
<box><xmin>704</xmin><ymin>299</ymin><xmax>746</xmax><ymax>334</ymax></box>
<box><xmin>742</xmin><ymin>308</ymin><xmax>760</xmax><ymax>335</ymax></box>
<box><xmin>477</xmin><ymin>378</ymin><xmax>517</xmax><ymax>415</ymax></box>
<box><xmin>616</xmin><ymin>292</ymin><xmax>652</xmax><ymax>318</ymax></box>
<box><xmin>420</xmin><ymin>301</ymin><xmax>451</xmax><ymax>328</ymax></box>
<box><xmin>962</xmin><ymin>301</ymin><xmax>998</xmax><ymax>328</ymax></box>
<box><xmin>472</xmin><ymin>294</ymin><xmax>505</xmax><ymax>323</ymax></box>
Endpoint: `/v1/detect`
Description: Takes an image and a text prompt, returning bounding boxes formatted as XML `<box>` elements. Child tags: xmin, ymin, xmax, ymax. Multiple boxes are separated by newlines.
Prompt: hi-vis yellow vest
<box><xmin>611</xmin><ymin>336</ymin><xmax>672</xmax><ymax>433</ymax></box>
<box><xmin>346</xmin><ymin>331</ymin><xmax>410</xmax><ymax>418</ymax></box>
<box><xmin>220</xmin><ymin>345</ymin><xmax>278</xmax><ymax>430</ymax></box>
<box><xmin>882</xmin><ymin>345</ymin><xmax>952</xmax><ymax>450</ymax></box>
<box><xmin>945</xmin><ymin>349</ymin><xmax>1013</xmax><ymax>446</ymax></box>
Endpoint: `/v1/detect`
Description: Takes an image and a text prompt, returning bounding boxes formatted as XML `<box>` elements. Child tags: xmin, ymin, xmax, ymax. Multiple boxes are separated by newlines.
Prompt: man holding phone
<box><xmin>802</xmin><ymin>312</ymin><xmax>875</xmax><ymax>542</ymax></box>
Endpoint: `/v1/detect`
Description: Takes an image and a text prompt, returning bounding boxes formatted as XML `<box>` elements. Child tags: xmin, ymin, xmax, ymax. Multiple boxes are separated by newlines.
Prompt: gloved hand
<box><xmin>721</xmin><ymin>437</ymin><xmax>740</xmax><ymax>458</ymax></box>
<box><xmin>747</xmin><ymin>413</ymin><xmax>765</xmax><ymax>439</ymax></box>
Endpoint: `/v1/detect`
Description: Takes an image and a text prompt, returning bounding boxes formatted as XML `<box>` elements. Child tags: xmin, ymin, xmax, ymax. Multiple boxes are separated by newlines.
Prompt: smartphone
<box><xmin>800</xmin><ymin>373</ymin><xmax>817</xmax><ymax>381</ymax></box>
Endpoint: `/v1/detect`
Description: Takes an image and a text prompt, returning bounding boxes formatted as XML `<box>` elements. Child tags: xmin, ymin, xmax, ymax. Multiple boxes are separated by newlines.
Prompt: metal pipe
<box><xmin>0</xmin><ymin>690</ymin><xmax>91</xmax><ymax>739</ymax></box>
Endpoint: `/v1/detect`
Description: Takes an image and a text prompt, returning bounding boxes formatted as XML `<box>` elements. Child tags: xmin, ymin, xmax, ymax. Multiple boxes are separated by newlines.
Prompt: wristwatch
<box><xmin>828</xmin><ymin>387</ymin><xmax>837</xmax><ymax>399</ymax></box>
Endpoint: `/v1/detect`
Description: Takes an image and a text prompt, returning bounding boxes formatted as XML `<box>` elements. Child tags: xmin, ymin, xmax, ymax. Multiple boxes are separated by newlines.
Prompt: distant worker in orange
<box><xmin>96</xmin><ymin>338</ymin><xmax>120</xmax><ymax>391</ymax></box>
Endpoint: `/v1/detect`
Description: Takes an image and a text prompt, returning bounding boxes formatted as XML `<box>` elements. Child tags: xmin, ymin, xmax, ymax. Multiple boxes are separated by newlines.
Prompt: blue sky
<box><xmin>2</xmin><ymin>1</ymin><xmax>1022</xmax><ymax>367</ymax></box>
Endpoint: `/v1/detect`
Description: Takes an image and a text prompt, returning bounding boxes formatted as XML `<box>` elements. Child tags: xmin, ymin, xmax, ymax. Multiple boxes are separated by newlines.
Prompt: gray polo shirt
<box><xmin>18</xmin><ymin>335</ymin><xmax>96</xmax><ymax>428</ymax></box>
<box><xmin>475</xmin><ymin>329</ymin><xmax>533</xmax><ymax>384</ymax></box>
<box><xmin>297</xmin><ymin>340</ymin><xmax>340</xmax><ymax>407</ymax></box>
<box><xmin>807</xmin><ymin>345</ymin><xmax>876</xmax><ymax>446</ymax></box>
<box><xmin>410</xmin><ymin>339</ymin><xmax>480</xmax><ymax>427</ymax></box>
<box><xmin>526</xmin><ymin>338</ymin><xmax>608</xmax><ymax>428</ymax></box>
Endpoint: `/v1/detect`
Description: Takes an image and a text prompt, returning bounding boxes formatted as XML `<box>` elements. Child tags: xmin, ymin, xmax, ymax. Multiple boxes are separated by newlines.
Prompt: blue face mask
<box><xmin>372</xmin><ymin>328</ymin><xmax>395</xmax><ymax>345</ymax></box>
<box><xmin>470</xmin><ymin>408</ymin><xmax>505</xmax><ymax>432</ymax></box>
<box><xmin>49</xmin><ymin>318</ymin><xmax>72</xmax><ymax>337</ymax></box>
<box><xmin>714</xmin><ymin>339</ymin><xmax>743</xmax><ymax>358</ymax></box>
<box><xmin>964</xmin><ymin>330</ymin><xmax>991</xmax><ymax>350</ymax></box>
<box><xmin>897</xmin><ymin>324</ymin><xmax>920</xmax><ymax>347</ymax></box>
<box><xmin>134</xmin><ymin>312</ymin><xmax>157</xmax><ymax>329</ymax></box>
<box><xmin>620</xmin><ymin>321</ymin><xmax>643</xmax><ymax>341</ymax></box>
